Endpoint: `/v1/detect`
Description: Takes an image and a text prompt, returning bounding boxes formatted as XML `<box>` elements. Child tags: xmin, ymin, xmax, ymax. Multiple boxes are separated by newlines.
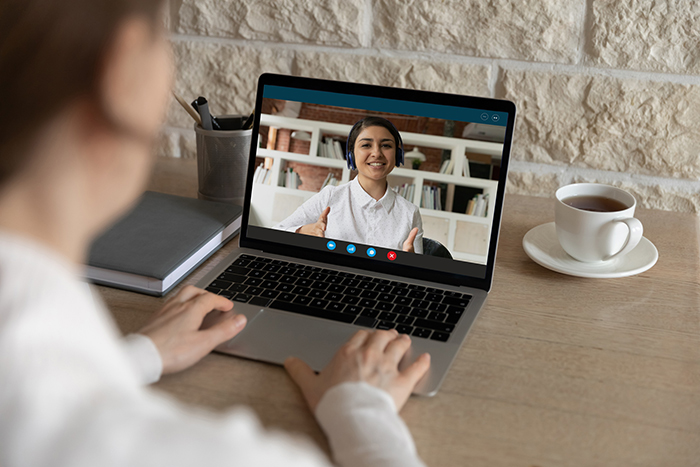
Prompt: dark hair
<box><xmin>0</xmin><ymin>0</ymin><xmax>165</xmax><ymax>185</ymax></box>
<box><xmin>347</xmin><ymin>116</ymin><xmax>403</xmax><ymax>157</ymax></box>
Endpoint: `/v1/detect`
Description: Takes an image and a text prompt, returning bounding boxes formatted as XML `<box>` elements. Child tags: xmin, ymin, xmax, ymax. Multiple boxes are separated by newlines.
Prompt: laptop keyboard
<box><xmin>204</xmin><ymin>254</ymin><xmax>471</xmax><ymax>342</ymax></box>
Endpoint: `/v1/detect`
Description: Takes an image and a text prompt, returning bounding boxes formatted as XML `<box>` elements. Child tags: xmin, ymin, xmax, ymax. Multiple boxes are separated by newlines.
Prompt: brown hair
<box><xmin>0</xmin><ymin>0</ymin><xmax>165</xmax><ymax>184</ymax></box>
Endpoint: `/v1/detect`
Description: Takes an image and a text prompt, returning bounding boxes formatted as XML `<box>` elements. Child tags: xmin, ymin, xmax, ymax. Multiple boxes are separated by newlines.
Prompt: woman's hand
<box><xmin>402</xmin><ymin>227</ymin><xmax>419</xmax><ymax>253</ymax></box>
<box><xmin>139</xmin><ymin>285</ymin><xmax>247</xmax><ymax>374</ymax></box>
<box><xmin>296</xmin><ymin>207</ymin><xmax>330</xmax><ymax>237</ymax></box>
<box><xmin>284</xmin><ymin>330</ymin><xmax>431</xmax><ymax>413</ymax></box>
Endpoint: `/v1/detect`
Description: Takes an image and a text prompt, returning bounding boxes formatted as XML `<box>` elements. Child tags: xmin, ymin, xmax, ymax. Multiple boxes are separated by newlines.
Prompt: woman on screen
<box><xmin>275</xmin><ymin>117</ymin><xmax>424</xmax><ymax>253</ymax></box>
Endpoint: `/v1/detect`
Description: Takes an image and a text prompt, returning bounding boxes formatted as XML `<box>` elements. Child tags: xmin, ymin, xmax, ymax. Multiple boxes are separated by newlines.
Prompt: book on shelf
<box><xmin>86</xmin><ymin>191</ymin><xmax>242</xmax><ymax>296</ymax></box>
<box><xmin>253</xmin><ymin>163</ymin><xmax>272</xmax><ymax>185</ymax></box>
<box><xmin>420</xmin><ymin>186</ymin><xmax>443</xmax><ymax>210</ymax></box>
<box><xmin>283</xmin><ymin>168</ymin><xmax>301</xmax><ymax>189</ymax></box>
<box><xmin>466</xmin><ymin>193</ymin><xmax>489</xmax><ymax>217</ymax></box>
<box><xmin>321</xmin><ymin>172</ymin><xmax>340</xmax><ymax>189</ymax></box>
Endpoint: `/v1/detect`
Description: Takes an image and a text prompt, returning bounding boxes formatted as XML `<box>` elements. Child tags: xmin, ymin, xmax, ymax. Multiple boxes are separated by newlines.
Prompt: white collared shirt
<box><xmin>274</xmin><ymin>178</ymin><xmax>424</xmax><ymax>254</ymax></box>
<box><xmin>0</xmin><ymin>231</ymin><xmax>426</xmax><ymax>467</ymax></box>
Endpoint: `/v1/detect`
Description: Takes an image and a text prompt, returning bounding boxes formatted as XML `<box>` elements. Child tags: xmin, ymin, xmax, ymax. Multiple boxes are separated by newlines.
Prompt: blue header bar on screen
<box><xmin>263</xmin><ymin>85</ymin><xmax>509</xmax><ymax>126</ymax></box>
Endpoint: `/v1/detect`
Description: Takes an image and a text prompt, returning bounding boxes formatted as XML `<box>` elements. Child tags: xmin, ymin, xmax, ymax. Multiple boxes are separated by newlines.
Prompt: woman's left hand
<box><xmin>402</xmin><ymin>227</ymin><xmax>419</xmax><ymax>253</ymax></box>
<box><xmin>138</xmin><ymin>285</ymin><xmax>247</xmax><ymax>374</ymax></box>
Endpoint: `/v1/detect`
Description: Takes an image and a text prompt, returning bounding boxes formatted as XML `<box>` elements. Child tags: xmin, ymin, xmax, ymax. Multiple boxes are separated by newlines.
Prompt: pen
<box><xmin>192</xmin><ymin>96</ymin><xmax>220</xmax><ymax>131</ymax></box>
<box><xmin>172</xmin><ymin>92</ymin><xmax>202</xmax><ymax>126</ymax></box>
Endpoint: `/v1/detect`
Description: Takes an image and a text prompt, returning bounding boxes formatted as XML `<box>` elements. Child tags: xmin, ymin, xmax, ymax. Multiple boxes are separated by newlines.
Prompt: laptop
<box><xmin>196</xmin><ymin>73</ymin><xmax>516</xmax><ymax>396</ymax></box>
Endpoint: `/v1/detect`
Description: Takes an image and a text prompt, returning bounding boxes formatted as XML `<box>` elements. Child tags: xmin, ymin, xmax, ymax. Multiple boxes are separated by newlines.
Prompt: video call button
<box><xmin>346</xmin><ymin>244</ymin><xmax>356</xmax><ymax>254</ymax></box>
<box><xmin>492</xmin><ymin>114</ymin><xmax>500</xmax><ymax>122</ymax></box>
<box><xmin>366</xmin><ymin>248</ymin><xmax>376</xmax><ymax>257</ymax></box>
<box><xmin>326</xmin><ymin>241</ymin><xmax>336</xmax><ymax>250</ymax></box>
<box><xmin>387</xmin><ymin>251</ymin><xmax>397</xmax><ymax>261</ymax></box>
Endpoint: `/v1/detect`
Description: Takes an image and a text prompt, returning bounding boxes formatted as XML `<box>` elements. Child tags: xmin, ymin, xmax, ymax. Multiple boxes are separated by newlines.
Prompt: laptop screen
<box><xmin>241</xmin><ymin>74</ymin><xmax>515</xmax><ymax>291</ymax></box>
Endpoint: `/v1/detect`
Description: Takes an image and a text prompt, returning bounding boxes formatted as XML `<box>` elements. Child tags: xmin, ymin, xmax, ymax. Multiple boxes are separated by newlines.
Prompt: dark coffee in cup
<box><xmin>561</xmin><ymin>195</ymin><xmax>628</xmax><ymax>213</ymax></box>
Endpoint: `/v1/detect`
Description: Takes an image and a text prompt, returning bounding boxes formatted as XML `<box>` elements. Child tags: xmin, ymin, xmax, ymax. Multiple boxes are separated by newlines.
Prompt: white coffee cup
<box><xmin>555</xmin><ymin>183</ymin><xmax>643</xmax><ymax>263</ymax></box>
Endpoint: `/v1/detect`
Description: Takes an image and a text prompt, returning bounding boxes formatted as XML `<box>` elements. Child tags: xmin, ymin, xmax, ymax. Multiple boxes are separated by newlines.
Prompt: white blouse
<box><xmin>0</xmin><ymin>232</ymin><xmax>426</xmax><ymax>467</ymax></box>
<box><xmin>274</xmin><ymin>178</ymin><xmax>424</xmax><ymax>254</ymax></box>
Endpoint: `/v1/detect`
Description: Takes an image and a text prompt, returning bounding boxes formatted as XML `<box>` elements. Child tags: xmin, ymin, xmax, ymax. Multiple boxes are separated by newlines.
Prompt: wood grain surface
<box><xmin>97</xmin><ymin>157</ymin><xmax>700</xmax><ymax>466</ymax></box>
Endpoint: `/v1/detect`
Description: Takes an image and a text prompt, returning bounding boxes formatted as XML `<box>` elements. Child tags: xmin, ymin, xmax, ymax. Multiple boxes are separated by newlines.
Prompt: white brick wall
<box><xmin>163</xmin><ymin>0</ymin><xmax>700</xmax><ymax>212</ymax></box>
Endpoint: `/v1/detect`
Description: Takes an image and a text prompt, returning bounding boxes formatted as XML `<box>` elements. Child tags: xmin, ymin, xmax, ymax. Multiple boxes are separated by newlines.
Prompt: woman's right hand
<box><xmin>284</xmin><ymin>329</ymin><xmax>431</xmax><ymax>413</ymax></box>
<box><xmin>296</xmin><ymin>206</ymin><xmax>330</xmax><ymax>237</ymax></box>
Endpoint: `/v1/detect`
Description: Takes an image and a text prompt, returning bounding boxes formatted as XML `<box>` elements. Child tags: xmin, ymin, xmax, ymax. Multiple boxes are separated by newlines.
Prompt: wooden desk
<box><xmin>99</xmin><ymin>157</ymin><xmax>700</xmax><ymax>465</ymax></box>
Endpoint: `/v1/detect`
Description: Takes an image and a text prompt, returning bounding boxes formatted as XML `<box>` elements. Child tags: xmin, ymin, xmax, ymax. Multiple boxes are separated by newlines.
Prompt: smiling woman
<box><xmin>274</xmin><ymin>116</ymin><xmax>424</xmax><ymax>253</ymax></box>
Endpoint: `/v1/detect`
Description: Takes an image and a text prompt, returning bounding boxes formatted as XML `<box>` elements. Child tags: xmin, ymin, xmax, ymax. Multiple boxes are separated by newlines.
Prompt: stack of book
<box><xmin>283</xmin><ymin>167</ymin><xmax>302</xmax><ymax>189</ymax></box>
<box><xmin>438</xmin><ymin>155</ymin><xmax>471</xmax><ymax>177</ymax></box>
<box><xmin>318</xmin><ymin>136</ymin><xmax>345</xmax><ymax>160</ymax></box>
<box><xmin>466</xmin><ymin>193</ymin><xmax>489</xmax><ymax>217</ymax></box>
<box><xmin>392</xmin><ymin>183</ymin><xmax>415</xmax><ymax>202</ymax></box>
<box><xmin>253</xmin><ymin>163</ymin><xmax>272</xmax><ymax>185</ymax></box>
<box><xmin>421</xmin><ymin>186</ymin><xmax>443</xmax><ymax>211</ymax></box>
<box><xmin>320</xmin><ymin>172</ymin><xmax>340</xmax><ymax>189</ymax></box>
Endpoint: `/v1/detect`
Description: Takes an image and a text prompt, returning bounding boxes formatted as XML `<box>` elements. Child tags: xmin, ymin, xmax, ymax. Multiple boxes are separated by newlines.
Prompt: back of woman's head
<box><xmin>0</xmin><ymin>0</ymin><xmax>164</xmax><ymax>185</ymax></box>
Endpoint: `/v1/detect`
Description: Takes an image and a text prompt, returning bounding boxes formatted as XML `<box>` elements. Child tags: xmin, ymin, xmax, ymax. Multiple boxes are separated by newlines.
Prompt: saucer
<box><xmin>522</xmin><ymin>222</ymin><xmax>658</xmax><ymax>278</ymax></box>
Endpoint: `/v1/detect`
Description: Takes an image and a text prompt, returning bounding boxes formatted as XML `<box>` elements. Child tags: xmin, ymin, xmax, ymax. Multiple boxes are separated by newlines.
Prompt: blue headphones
<box><xmin>345</xmin><ymin>118</ymin><xmax>405</xmax><ymax>170</ymax></box>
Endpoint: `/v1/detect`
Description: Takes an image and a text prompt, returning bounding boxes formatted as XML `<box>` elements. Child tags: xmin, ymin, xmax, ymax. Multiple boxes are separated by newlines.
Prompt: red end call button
<box><xmin>387</xmin><ymin>251</ymin><xmax>397</xmax><ymax>261</ymax></box>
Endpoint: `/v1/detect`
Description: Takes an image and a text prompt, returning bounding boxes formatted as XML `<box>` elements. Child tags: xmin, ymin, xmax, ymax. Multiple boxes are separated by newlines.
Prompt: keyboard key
<box><xmin>413</xmin><ymin>318</ymin><xmax>454</xmax><ymax>333</ymax></box>
<box><xmin>360</xmin><ymin>290</ymin><xmax>378</xmax><ymax>299</ymax></box>
<box><xmin>407</xmin><ymin>284</ymin><xmax>426</xmax><ymax>291</ymax></box>
<box><xmin>407</xmin><ymin>290</ymin><xmax>426</xmax><ymax>299</ymax></box>
<box><xmin>310</xmin><ymin>299</ymin><xmax>328</xmax><ymax>308</ymax></box>
<box><xmin>219</xmin><ymin>272</ymin><xmax>247</xmax><ymax>283</ymax></box>
<box><xmin>326</xmin><ymin>276</ymin><xmax>343</xmax><ymax>284</ymax></box>
<box><xmin>280</xmin><ymin>275</ymin><xmax>297</xmax><ymax>284</ymax></box>
<box><xmin>410</xmin><ymin>309</ymin><xmax>429</xmax><ymax>318</ymax></box>
<box><xmin>358</xmin><ymin>281</ymin><xmax>375</xmax><ymax>290</ymax></box>
<box><xmin>260</xmin><ymin>290</ymin><xmax>279</xmax><ymax>299</ymax></box>
<box><xmin>244</xmin><ymin>277</ymin><xmax>263</xmax><ymax>286</ymax></box>
<box><xmin>219</xmin><ymin>291</ymin><xmax>234</xmax><ymax>300</ymax></box>
<box><xmin>296</xmin><ymin>278</ymin><xmax>313</xmax><ymax>287</ymax></box>
<box><xmin>446</xmin><ymin>311</ymin><xmax>463</xmax><ymax>324</ymax></box>
<box><xmin>354</xmin><ymin>316</ymin><xmax>378</xmax><ymax>328</ymax></box>
<box><xmin>310</xmin><ymin>273</ymin><xmax>328</xmax><ymax>281</ymax></box>
<box><xmin>239</xmin><ymin>254</ymin><xmax>256</xmax><ymax>260</ymax></box>
<box><xmin>225</xmin><ymin>265</ymin><xmax>249</xmax><ymax>276</ymax></box>
<box><xmin>250</xmin><ymin>261</ymin><xmax>266</xmax><ymax>270</ymax></box>
<box><xmin>293</xmin><ymin>296</ymin><xmax>312</xmax><ymax>305</ymax></box>
<box><xmin>428</xmin><ymin>302</ymin><xmax>448</xmax><ymax>312</ymax></box>
<box><xmin>309</xmin><ymin>289</ymin><xmax>327</xmax><ymax>299</ymax></box>
<box><xmin>246</xmin><ymin>287</ymin><xmax>264</xmax><ymax>296</ymax></box>
<box><xmin>345</xmin><ymin>287</ymin><xmax>362</xmax><ymax>296</ymax></box>
<box><xmin>250</xmin><ymin>297</ymin><xmax>271</xmax><ymax>307</ymax></box>
<box><xmin>341</xmin><ymin>295</ymin><xmax>360</xmax><ymax>305</ymax></box>
<box><xmin>326</xmin><ymin>292</ymin><xmax>343</xmax><ymax>302</ymax></box>
<box><xmin>327</xmin><ymin>302</ymin><xmax>346</xmax><ymax>312</ymax></box>
<box><xmin>378</xmin><ymin>311</ymin><xmax>397</xmax><ymax>321</ymax></box>
<box><xmin>376</xmin><ymin>302</ymin><xmax>394</xmax><ymax>312</ymax></box>
<box><xmin>229</xmin><ymin>283</ymin><xmax>248</xmax><ymax>293</ymax></box>
<box><xmin>412</xmin><ymin>299</ymin><xmax>429</xmax><ymax>309</ymax></box>
<box><xmin>394</xmin><ymin>305</ymin><xmax>411</xmax><ymax>315</ymax></box>
<box><xmin>345</xmin><ymin>305</ymin><xmax>363</xmax><ymax>315</ymax></box>
<box><xmin>376</xmin><ymin>321</ymin><xmax>395</xmax><ymax>330</ymax></box>
<box><xmin>205</xmin><ymin>286</ymin><xmax>222</xmax><ymax>294</ymax></box>
<box><xmin>412</xmin><ymin>328</ymin><xmax>432</xmax><ymax>339</ymax></box>
<box><xmin>430</xmin><ymin>332</ymin><xmax>450</xmax><ymax>342</ymax></box>
<box><xmin>425</xmin><ymin>287</ymin><xmax>442</xmax><ymax>294</ymax></box>
<box><xmin>377</xmin><ymin>293</ymin><xmax>395</xmax><ymax>303</ymax></box>
<box><xmin>396</xmin><ymin>325</ymin><xmax>414</xmax><ymax>335</ymax></box>
<box><xmin>428</xmin><ymin>311</ymin><xmax>447</xmax><ymax>322</ymax></box>
<box><xmin>294</xmin><ymin>269</ymin><xmax>312</xmax><ymax>278</ymax></box>
<box><xmin>278</xmin><ymin>292</ymin><xmax>296</xmax><ymax>302</ymax></box>
<box><xmin>232</xmin><ymin>258</ymin><xmax>251</xmax><ymax>267</ymax></box>
<box><xmin>276</xmin><ymin>283</ymin><xmax>294</xmax><ymax>292</ymax></box>
<box><xmin>263</xmin><ymin>264</ymin><xmax>280</xmax><ymax>272</ymax></box>
<box><xmin>442</xmin><ymin>296</ymin><xmax>471</xmax><ymax>308</ymax></box>
<box><xmin>394</xmin><ymin>296</ymin><xmax>412</xmax><ymax>306</ymax></box>
<box><xmin>279</xmin><ymin>267</ymin><xmax>294</xmax><ymax>275</ymax></box>
<box><xmin>258</xmin><ymin>257</ymin><xmax>272</xmax><ymax>263</ymax></box>
<box><xmin>358</xmin><ymin>299</ymin><xmax>377</xmax><ymax>308</ymax></box>
<box><xmin>396</xmin><ymin>315</ymin><xmax>415</xmax><ymax>325</ymax></box>
<box><xmin>234</xmin><ymin>293</ymin><xmax>252</xmax><ymax>303</ymax></box>
<box><xmin>310</xmin><ymin>281</ymin><xmax>329</xmax><ymax>290</ymax></box>
<box><xmin>341</xmin><ymin>278</ymin><xmax>360</xmax><ymax>287</ymax></box>
<box><xmin>392</xmin><ymin>287</ymin><xmax>409</xmax><ymax>296</ymax></box>
<box><xmin>208</xmin><ymin>280</ymin><xmax>232</xmax><ymax>290</ymax></box>
<box><xmin>338</xmin><ymin>272</ymin><xmax>355</xmax><ymax>278</ymax></box>
<box><xmin>266</xmin><ymin>273</ymin><xmax>282</xmax><ymax>281</ymax></box>
<box><xmin>269</xmin><ymin>300</ymin><xmax>355</xmax><ymax>324</ymax></box>
<box><xmin>328</xmin><ymin>284</ymin><xmax>346</xmax><ymax>293</ymax></box>
<box><xmin>292</xmin><ymin>286</ymin><xmax>311</xmax><ymax>296</ymax></box>
<box><xmin>426</xmin><ymin>293</ymin><xmax>442</xmax><ymax>302</ymax></box>
<box><xmin>361</xmin><ymin>309</ymin><xmax>379</xmax><ymax>319</ymax></box>
<box><xmin>261</xmin><ymin>281</ymin><xmax>277</xmax><ymax>290</ymax></box>
<box><xmin>374</xmin><ymin>284</ymin><xmax>392</xmax><ymax>293</ymax></box>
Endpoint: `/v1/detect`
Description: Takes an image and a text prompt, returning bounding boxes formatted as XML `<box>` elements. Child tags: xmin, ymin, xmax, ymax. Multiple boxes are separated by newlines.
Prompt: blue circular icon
<box><xmin>327</xmin><ymin>241</ymin><xmax>336</xmax><ymax>250</ymax></box>
<box><xmin>346</xmin><ymin>244</ymin><xmax>356</xmax><ymax>254</ymax></box>
<box><xmin>480</xmin><ymin>113</ymin><xmax>489</xmax><ymax>121</ymax></box>
<box><xmin>366</xmin><ymin>248</ymin><xmax>376</xmax><ymax>257</ymax></box>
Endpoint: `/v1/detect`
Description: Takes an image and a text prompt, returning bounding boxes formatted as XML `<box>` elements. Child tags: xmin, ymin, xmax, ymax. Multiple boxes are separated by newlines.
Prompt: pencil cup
<box><xmin>195</xmin><ymin>115</ymin><xmax>252</xmax><ymax>206</ymax></box>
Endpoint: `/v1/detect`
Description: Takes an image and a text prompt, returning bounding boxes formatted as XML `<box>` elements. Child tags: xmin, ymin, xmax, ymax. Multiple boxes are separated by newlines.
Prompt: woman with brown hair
<box><xmin>0</xmin><ymin>0</ymin><xmax>430</xmax><ymax>466</ymax></box>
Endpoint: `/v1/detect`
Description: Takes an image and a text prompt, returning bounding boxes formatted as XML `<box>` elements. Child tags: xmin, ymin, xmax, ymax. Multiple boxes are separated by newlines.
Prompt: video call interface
<box><xmin>246</xmin><ymin>85</ymin><xmax>508</xmax><ymax>279</ymax></box>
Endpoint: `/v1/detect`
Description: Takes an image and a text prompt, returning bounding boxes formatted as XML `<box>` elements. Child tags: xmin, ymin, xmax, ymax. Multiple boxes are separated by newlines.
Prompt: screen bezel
<box><xmin>239</xmin><ymin>73</ymin><xmax>516</xmax><ymax>292</ymax></box>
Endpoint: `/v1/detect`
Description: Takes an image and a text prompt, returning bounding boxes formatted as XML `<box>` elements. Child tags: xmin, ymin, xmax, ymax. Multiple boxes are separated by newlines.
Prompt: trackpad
<box><xmin>217</xmin><ymin>309</ymin><xmax>359</xmax><ymax>371</ymax></box>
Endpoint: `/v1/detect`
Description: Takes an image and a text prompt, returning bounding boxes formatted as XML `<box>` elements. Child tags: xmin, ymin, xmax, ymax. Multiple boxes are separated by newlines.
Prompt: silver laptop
<box><xmin>197</xmin><ymin>73</ymin><xmax>516</xmax><ymax>396</ymax></box>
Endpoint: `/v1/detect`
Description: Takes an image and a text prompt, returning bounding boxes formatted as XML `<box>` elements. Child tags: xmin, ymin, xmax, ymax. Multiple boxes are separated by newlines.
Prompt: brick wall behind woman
<box><xmin>161</xmin><ymin>0</ymin><xmax>700</xmax><ymax>212</ymax></box>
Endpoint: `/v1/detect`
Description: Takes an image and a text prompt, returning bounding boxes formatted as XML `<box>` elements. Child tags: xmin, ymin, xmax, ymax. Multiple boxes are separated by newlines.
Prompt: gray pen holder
<box><xmin>195</xmin><ymin>115</ymin><xmax>252</xmax><ymax>206</ymax></box>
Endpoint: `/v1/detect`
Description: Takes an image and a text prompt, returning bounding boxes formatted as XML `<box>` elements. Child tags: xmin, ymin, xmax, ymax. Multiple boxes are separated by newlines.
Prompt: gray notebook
<box><xmin>86</xmin><ymin>191</ymin><xmax>242</xmax><ymax>296</ymax></box>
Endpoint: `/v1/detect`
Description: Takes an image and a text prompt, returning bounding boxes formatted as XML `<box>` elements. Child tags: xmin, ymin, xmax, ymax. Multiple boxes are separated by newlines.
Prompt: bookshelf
<box><xmin>252</xmin><ymin>114</ymin><xmax>503</xmax><ymax>263</ymax></box>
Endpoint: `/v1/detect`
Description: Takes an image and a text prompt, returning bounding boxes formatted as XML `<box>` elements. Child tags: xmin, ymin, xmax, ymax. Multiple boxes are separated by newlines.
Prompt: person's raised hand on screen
<box><xmin>296</xmin><ymin>206</ymin><xmax>330</xmax><ymax>237</ymax></box>
<box><xmin>284</xmin><ymin>329</ymin><xmax>431</xmax><ymax>413</ymax></box>
<box><xmin>402</xmin><ymin>227</ymin><xmax>419</xmax><ymax>253</ymax></box>
<box><xmin>139</xmin><ymin>285</ymin><xmax>247</xmax><ymax>374</ymax></box>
